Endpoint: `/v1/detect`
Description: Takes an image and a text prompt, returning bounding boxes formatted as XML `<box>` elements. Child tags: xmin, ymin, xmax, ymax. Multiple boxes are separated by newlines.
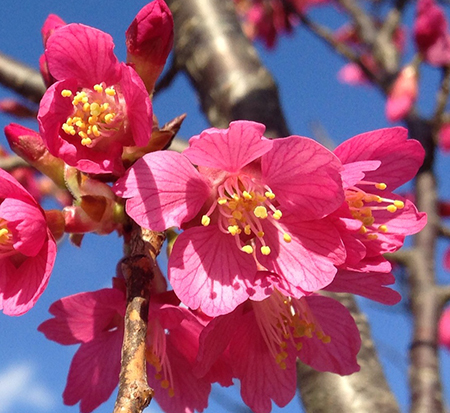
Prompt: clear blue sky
<box><xmin>1</xmin><ymin>1</ymin><xmax>450</xmax><ymax>413</ymax></box>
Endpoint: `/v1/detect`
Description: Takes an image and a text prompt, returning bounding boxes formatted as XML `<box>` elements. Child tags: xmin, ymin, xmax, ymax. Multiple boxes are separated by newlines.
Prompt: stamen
<box><xmin>242</xmin><ymin>245</ymin><xmax>254</xmax><ymax>254</ymax></box>
<box><xmin>261</xmin><ymin>246</ymin><xmax>271</xmax><ymax>255</ymax></box>
<box><xmin>61</xmin><ymin>89</ymin><xmax>72</xmax><ymax>97</ymax></box>
<box><xmin>201</xmin><ymin>215</ymin><xmax>211</xmax><ymax>226</ymax></box>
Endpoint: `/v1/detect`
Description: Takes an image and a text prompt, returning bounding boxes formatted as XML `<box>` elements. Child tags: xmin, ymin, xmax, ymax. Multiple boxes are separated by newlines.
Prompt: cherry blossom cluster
<box><xmin>0</xmin><ymin>1</ymin><xmax>428</xmax><ymax>413</ymax></box>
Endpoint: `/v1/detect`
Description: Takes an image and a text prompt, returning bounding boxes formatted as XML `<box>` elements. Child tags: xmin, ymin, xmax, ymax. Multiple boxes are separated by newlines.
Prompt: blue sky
<box><xmin>0</xmin><ymin>1</ymin><xmax>450</xmax><ymax>413</ymax></box>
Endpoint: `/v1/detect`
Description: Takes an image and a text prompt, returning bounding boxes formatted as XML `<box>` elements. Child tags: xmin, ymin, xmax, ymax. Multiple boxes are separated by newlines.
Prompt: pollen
<box><xmin>61</xmin><ymin>89</ymin><xmax>72</xmax><ymax>97</ymax></box>
<box><xmin>201</xmin><ymin>215</ymin><xmax>211</xmax><ymax>226</ymax></box>
<box><xmin>242</xmin><ymin>245</ymin><xmax>254</xmax><ymax>254</ymax></box>
<box><xmin>283</xmin><ymin>233</ymin><xmax>292</xmax><ymax>243</ymax></box>
<box><xmin>0</xmin><ymin>227</ymin><xmax>10</xmax><ymax>244</ymax></box>
<box><xmin>375</xmin><ymin>182</ymin><xmax>387</xmax><ymax>190</ymax></box>
<box><xmin>254</xmin><ymin>206</ymin><xmax>268</xmax><ymax>219</ymax></box>
<box><xmin>261</xmin><ymin>246</ymin><xmax>271</xmax><ymax>255</ymax></box>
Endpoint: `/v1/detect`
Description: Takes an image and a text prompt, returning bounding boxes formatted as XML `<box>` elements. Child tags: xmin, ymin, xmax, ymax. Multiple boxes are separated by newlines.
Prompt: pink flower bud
<box><xmin>126</xmin><ymin>0</ymin><xmax>174</xmax><ymax>92</ymax></box>
<box><xmin>385</xmin><ymin>66</ymin><xmax>418</xmax><ymax>122</ymax></box>
<box><xmin>4</xmin><ymin>123</ymin><xmax>66</xmax><ymax>188</ymax></box>
<box><xmin>41</xmin><ymin>14</ymin><xmax>66</xmax><ymax>47</ymax></box>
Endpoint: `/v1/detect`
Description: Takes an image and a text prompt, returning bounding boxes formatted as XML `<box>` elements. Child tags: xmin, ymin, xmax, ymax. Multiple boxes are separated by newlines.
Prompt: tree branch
<box><xmin>113</xmin><ymin>223</ymin><xmax>165</xmax><ymax>413</ymax></box>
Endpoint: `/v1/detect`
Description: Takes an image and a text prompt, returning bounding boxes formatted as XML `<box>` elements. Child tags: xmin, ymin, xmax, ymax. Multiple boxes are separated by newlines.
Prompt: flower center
<box><xmin>0</xmin><ymin>219</ymin><xmax>13</xmax><ymax>253</ymax></box>
<box><xmin>346</xmin><ymin>180</ymin><xmax>404</xmax><ymax>239</ymax></box>
<box><xmin>201</xmin><ymin>175</ymin><xmax>291</xmax><ymax>256</ymax></box>
<box><xmin>253</xmin><ymin>292</ymin><xmax>330</xmax><ymax>369</ymax></box>
<box><xmin>60</xmin><ymin>83</ymin><xmax>124</xmax><ymax>147</ymax></box>
<box><xmin>146</xmin><ymin>320</ymin><xmax>175</xmax><ymax>398</ymax></box>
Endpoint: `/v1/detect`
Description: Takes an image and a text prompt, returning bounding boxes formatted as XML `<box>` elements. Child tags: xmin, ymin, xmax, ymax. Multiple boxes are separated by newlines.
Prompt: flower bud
<box><xmin>126</xmin><ymin>0</ymin><xmax>174</xmax><ymax>93</ymax></box>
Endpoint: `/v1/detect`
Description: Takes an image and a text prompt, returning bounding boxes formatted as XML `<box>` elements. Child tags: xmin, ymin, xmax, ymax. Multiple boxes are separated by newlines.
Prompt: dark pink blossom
<box><xmin>414</xmin><ymin>0</ymin><xmax>450</xmax><ymax>67</ymax></box>
<box><xmin>126</xmin><ymin>0</ymin><xmax>174</xmax><ymax>92</ymax></box>
<box><xmin>38</xmin><ymin>23</ymin><xmax>153</xmax><ymax>175</ymax></box>
<box><xmin>0</xmin><ymin>168</ymin><xmax>56</xmax><ymax>315</ymax></box>
<box><xmin>115</xmin><ymin>120</ymin><xmax>346</xmax><ymax>316</ymax></box>
<box><xmin>195</xmin><ymin>292</ymin><xmax>360</xmax><ymax>413</ymax></box>
<box><xmin>386</xmin><ymin>66</ymin><xmax>418</xmax><ymax>123</ymax></box>
<box><xmin>38</xmin><ymin>288</ymin><xmax>223</xmax><ymax>413</ymax></box>
<box><xmin>334</xmin><ymin>127</ymin><xmax>427</xmax><ymax>257</ymax></box>
<box><xmin>439</xmin><ymin>306</ymin><xmax>450</xmax><ymax>351</ymax></box>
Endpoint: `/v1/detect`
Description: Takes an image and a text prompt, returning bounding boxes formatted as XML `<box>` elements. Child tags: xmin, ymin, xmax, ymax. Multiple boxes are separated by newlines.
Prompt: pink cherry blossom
<box><xmin>0</xmin><ymin>168</ymin><xmax>56</xmax><ymax>315</ymax></box>
<box><xmin>126</xmin><ymin>0</ymin><xmax>174</xmax><ymax>92</ymax></box>
<box><xmin>38</xmin><ymin>287</ymin><xmax>222</xmax><ymax>413</ymax></box>
<box><xmin>115</xmin><ymin>120</ymin><xmax>346</xmax><ymax>316</ymax></box>
<box><xmin>195</xmin><ymin>292</ymin><xmax>360</xmax><ymax>413</ymax></box>
<box><xmin>38</xmin><ymin>23</ymin><xmax>153</xmax><ymax>175</ymax></box>
<box><xmin>439</xmin><ymin>306</ymin><xmax>450</xmax><ymax>351</ymax></box>
<box><xmin>386</xmin><ymin>66</ymin><xmax>418</xmax><ymax>123</ymax></box>
<box><xmin>334</xmin><ymin>127</ymin><xmax>427</xmax><ymax>258</ymax></box>
<box><xmin>414</xmin><ymin>0</ymin><xmax>450</xmax><ymax>67</ymax></box>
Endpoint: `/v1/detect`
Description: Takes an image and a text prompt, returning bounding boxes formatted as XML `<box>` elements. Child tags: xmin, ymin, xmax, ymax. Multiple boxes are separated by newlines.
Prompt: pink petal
<box><xmin>114</xmin><ymin>151</ymin><xmax>210</xmax><ymax>230</ymax></box>
<box><xmin>2</xmin><ymin>234</ymin><xmax>56</xmax><ymax>316</ymax></box>
<box><xmin>262</xmin><ymin>136</ymin><xmax>344</xmax><ymax>219</ymax></box>
<box><xmin>119</xmin><ymin>64</ymin><xmax>153</xmax><ymax>147</ymax></box>
<box><xmin>257</xmin><ymin>217</ymin><xmax>344</xmax><ymax>295</ymax></box>
<box><xmin>41</xmin><ymin>14</ymin><xmax>66</xmax><ymax>46</ymax></box>
<box><xmin>334</xmin><ymin>127</ymin><xmax>425</xmax><ymax>190</ymax></box>
<box><xmin>63</xmin><ymin>331</ymin><xmax>122</xmax><ymax>413</ymax></box>
<box><xmin>169</xmin><ymin>226</ymin><xmax>257</xmax><ymax>316</ymax></box>
<box><xmin>341</xmin><ymin>160</ymin><xmax>381</xmax><ymax>188</ymax></box>
<box><xmin>0</xmin><ymin>167</ymin><xmax>37</xmax><ymax>202</ymax></box>
<box><xmin>444</xmin><ymin>248</ymin><xmax>450</xmax><ymax>271</ymax></box>
<box><xmin>230</xmin><ymin>310</ymin><xmax>297</xmax><ymax>413</ymax></box>
<box><xmin>38</xmin><ymin>288</ymin><xmax>125</xmax><ymax>344</ymax></box>
<box><xmin>298</xmin><ymin>295</ymin><xmax>361</xmax><ymax>375</ymax></box>
<box><xmin>46</xmin><ymin>24</ymin><xmax>120</xmax><ymax>86</ymax></box>
<box><xmin>184</xmin><ymin>121</ymin><xmax>272</xmax><ymax>173</ymax></box>
<box><xmin>324</xmin><ymin>270</ymin><xmax>401</xmax><ymax>305</ymax></box>
<box><xmin>0</xmin><ymin>198</ymin><xmax>46</xmax><ymax>257</ymax></box>
<box><xmin>439</xmin><ymin>307</ymin><xmax>450</xmax><ymax>349</ymax></box>
<box><xmin>38</xmin><ymin>78</ymin><xmax>79</xmax><ymax>157</ymax></box>
<box><xmin>337</xmin><ymin>62</ymin><xmax>370</xmax><ymax>86</ymax></box>
<box><xmin>386</xmin><ymin>95</ymin><xmax>414</xmax><ymax>122</ymax></box>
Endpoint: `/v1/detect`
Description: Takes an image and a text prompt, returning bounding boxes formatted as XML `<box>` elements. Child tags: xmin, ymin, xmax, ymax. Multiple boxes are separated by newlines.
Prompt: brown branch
<box><xmin>166</xmin><ymin>1</ymin><xmax>400</xmax><ymax>412</ymax></box>
<box><xmin>0</xmin><ymin>52</ymin><xmax>46</xmax><ymax>103</ymax></box>
<box><xmin>297</xmin><ymin>293</ymin><xmax>400</xmax><ymax>413</ymax></box>
<box><xmin>165</xmin><ymin>0</ymin><xmax>289</xmax><ymax>138</ymax></box>
<box><xmin>113</xmin><ymin>223</ymin><xmax>165</xmax><ymax>413</ymax></box>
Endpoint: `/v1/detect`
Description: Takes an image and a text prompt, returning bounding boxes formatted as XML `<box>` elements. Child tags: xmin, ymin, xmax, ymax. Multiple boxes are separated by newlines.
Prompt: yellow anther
<box><xmin>78</xmin><ymin>131</ymin><xmax>88</xmax><ymax>139</ymax></box>
<box><xmin>375</xmin><ymin>182</ymin><xmax>387</xmax><ymax>190</ymax></box>
<box><xmin>168</xmin><ymin>388</ymin><xmax>175</xmax><ymax>398</ymax></box>
<box><xmin>387</xmin><ymin>205</ymin><xmax>397</xmax><ymax>213</ymax></box>
<box><xmin>81</xmin><ymin>137</ymin><xmax>92</xmax><ymax>146</ymax></box>
<box><xmin>90</xmin><ymin>102</ymin><xmax>101</xmax><ymax>116</ymax></box>
<box><xmin>88</xmin><ymin>115</ymin><xmax>98</xmax><ymax>125</ymax></box>
<box><xmin>394</xmin><ymin>200</ymin><xmax>404</xmax><ymax>209</ymax></box>
<box><xmin>367</xmin><ymin>234</ymin><xmax>378</xmax><ymax>240</ymax></box>
<box><xmin>273</xmin><ymin>210</ymin><xmax>282</xmax><ymax>220</ymax></box>
<box><xmin>75</xmin><ymin>120</ymin><xmax>85</xmax><ymax>128</ymax></box>
<box><xmin>91</xmin><ymin>125</ymin><xmax>100</xmax><ymax>137</ymax></box>
<box><xmin>254</xmin><ymin>206</ymin><xmax>268</xmax><ymax>219</ymax></box>
<box><xmin>0</xmin><ymin>228</ymin><xmax>9</xmax><ymax>244</ymax></box>
<box><xmin>359</xmin><ymin>226</ymin><xmax>367</xmax><ymax>234</ymax></box>
<box><xmin>362</xmin><ymin>217</ymin><xmax>374</xmax><ymax>226</ymax></box>
<box><xmin>242</xmin><ymin>245</ymin><xmax>254</xmax><ymax>254</ymax></box>
<box><xmin>81</xmin><ymin>96</ymin><xmax>89</xmax><ymax>104</ymax></box>
<box><xmin>261</xmin><ymin>246</ymin><xmax>271</xmax><ymax>255</ymax></box>
<box><xmin>104</xmin><ymin>113</ymin><xmax>115</xmax><ymax>123</ymax></box>
<box><xmin>93</xmin><ymin>84</ymin><xmax>103</xmax><ymax>93</ymax></box>
<box><xmin>217</xmin><ymin>197</ymin><xmax>228</xmax><ymax>205</ymax></box>
<box><xmin>244</xmin><ymin>225</ymin><xmax>251</xmax><ymax>235</ymax></box>
<box><xmin>283</xmin><ymin>233</ymin><xmax>292</xmax><ymax>243</ymax></box>
<box><xmin>321</xmin><ymin>335</ymin><xmax>331</xmax><ymax>344</ymax></box>
<box><xmin>232</xmin><ymin>210</ymin><xmax>243</xmax><ymax>220</ymax></box>
<box><xmin>378</xmin><ymin>225</ymin><xmax>388</xmax><ymax>233</ymax></box>
<box><xmin>61</xmin><ymin>89</ymin><xmax>72</xmax><ymax>97</ymax></box>
<box><xmin>242</xmin><ymin>191</ymin><xmax>252</xmax><ymax>200</ymax></box>
<box><xmin>101</xmin><ymin>103</ymin><xmax>109</xmax><ymax>111</ymax></box>
<box><xmin>228</xmin><ymin>225</ymin><xmax>239</xmax><ymax>236</ymax></box>
<box><xmin>161</xmin><ymin>380</ymin><xmax>170</xmax><ymax>389</ymax></box>
<box><xmin>82</xmin><ymin>102</ymin><xmax>90</xmax><ymax>112</ymax></box>
<box><xmin>265</xmin><ymin>191</ymin><xmax>275</xmax><ymax>200</ymax></box>
<box><xmin>105</xmin><ymin>87</ymin><xmax>116</xmax><ymax>96</ymax></box>
<box><xmin>257</xmin><ymin>231</ymin><xmax>264</xmax><ymax>237</ymax></box>
<box><xmin>201</xmin><ymin>215</ymin><xmax>210</xmax><ymax>226</ymax></box>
